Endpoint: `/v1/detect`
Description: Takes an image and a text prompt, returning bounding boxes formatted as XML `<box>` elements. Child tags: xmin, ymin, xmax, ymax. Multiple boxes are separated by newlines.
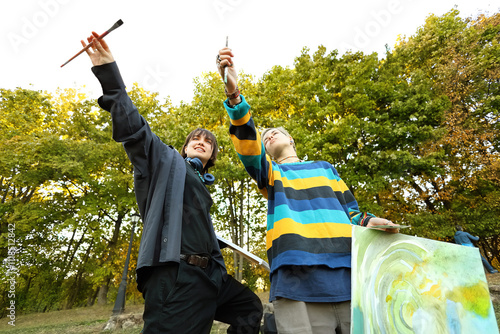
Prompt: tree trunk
<box><xmin>64</xmin><ymin>238</ymin><xmax>94</xmax><ymax>309</ymax></box>
<box><xmin>87</xmin><ymin>287</ymin><xmax>99</xmax><ymax>307</ymax></box>
<box><xmin>97</xmin><ymin>281</ymin><xmax>109</xmax><ymax>305</ymax></box>
<box><xmin>64</xmin><ymin>272</ymin><xmax>81</xmax><ymax>309</ymax></box>
<box><xmin>96</xmin><ymin>213</ymin><xmax>124</xmax><ymax>306</ymax></box>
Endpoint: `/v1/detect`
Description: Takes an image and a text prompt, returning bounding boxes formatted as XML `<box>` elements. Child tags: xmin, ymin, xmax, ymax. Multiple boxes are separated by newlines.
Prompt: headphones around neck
<box><xmin>185</xmin><ymin>157</ymin><xmax>215</xmax><ymax>185</ymax></box>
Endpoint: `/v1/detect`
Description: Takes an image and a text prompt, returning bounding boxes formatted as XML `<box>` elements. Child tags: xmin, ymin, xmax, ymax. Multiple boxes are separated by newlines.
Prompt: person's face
<box><xmin>184</xmin><ymin>133</ymin><xmax>214</xmax><ymax>167</ymax></box>
<box><xmin>263</xmin><ymin>128</ymin><xmax>290</xmax><ymax>158</ymax></box>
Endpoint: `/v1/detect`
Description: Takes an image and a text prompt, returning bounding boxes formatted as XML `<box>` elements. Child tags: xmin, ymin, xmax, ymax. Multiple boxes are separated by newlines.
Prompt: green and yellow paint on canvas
<box><xmin>351</xmin><ymin>226</ymin><xmax>499</xmax><ymax>334</ymax></box>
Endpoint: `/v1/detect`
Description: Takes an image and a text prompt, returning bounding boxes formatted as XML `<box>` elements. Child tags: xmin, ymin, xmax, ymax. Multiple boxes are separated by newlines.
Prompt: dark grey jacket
<box><xmin>92</xmin><ymin>62</ymin><xmax>225</xmax><ymax>273</ymax></box>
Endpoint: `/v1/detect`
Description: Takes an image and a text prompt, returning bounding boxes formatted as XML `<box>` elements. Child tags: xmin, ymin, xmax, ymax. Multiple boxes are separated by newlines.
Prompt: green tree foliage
<box><xmin>0</xmin><ymin>87</ymin><xmax>140</xmax><ymax>314</ymax></box>
<box><xmin>391</xmin><ymin>10</ymin><xmax>500</xmax><ymax>253</ymax></box>
<box><xmin>219</xmin><ymin>10</ymin><xmax>499</xmax><ymax>267</ymax></box>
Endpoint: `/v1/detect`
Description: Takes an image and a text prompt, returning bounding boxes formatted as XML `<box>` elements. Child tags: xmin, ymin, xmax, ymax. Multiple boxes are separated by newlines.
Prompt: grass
<box><xmin>0</xmin><ymin>304</ymin><xmax>144</xmax><ymax>334</ymax></box>
<box><xmin>0</xmin><ymin>302</ymin><xmax>234</xmax><ymax>334</ymax></box>
<box><xmin>0</xmin><ymin>291</ymin><xmax>271</xmax><ymax>333</ymax></box>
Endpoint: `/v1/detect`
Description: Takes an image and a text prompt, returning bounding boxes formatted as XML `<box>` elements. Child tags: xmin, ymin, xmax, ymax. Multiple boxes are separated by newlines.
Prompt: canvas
<box><xmin>351</xmin><ymin>225</ymin><xmax>499</xmax><ymax>334</ymax></box>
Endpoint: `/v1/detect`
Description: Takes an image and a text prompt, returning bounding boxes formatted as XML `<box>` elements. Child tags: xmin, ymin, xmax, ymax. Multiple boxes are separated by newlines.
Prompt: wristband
<box><xmin>225</xmin><ymin>86</ymin><xmax>240</xmax><ymax>99</ymax></box>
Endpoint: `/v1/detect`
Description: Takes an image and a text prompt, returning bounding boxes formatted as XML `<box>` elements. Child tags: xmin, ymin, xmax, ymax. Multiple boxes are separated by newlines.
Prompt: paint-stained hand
<box><xmin>366</xmin><ymin>217</ymin><xmax>400</xmax><ymax>234</ymax></box>
<box><xmin>82</xmin><ymin>31</ymin><xmax>114</xmax><ymax>66</ymax></box>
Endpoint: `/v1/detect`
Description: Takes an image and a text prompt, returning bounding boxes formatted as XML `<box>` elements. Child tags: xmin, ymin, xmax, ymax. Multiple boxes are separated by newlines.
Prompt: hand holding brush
<box><xmin>61</xmin><ymin>19</ymin><xmax>122</xmax><ymax>67</ymax></box>
<box><xmin>216</xmin><ymin>40</ymin><xmax>239</xmax><ymax>104</ymax></box>
<box><xmin>80</xmin><ymin>32</ymin><xmax>115</xmax><ymax>66</ymax></box>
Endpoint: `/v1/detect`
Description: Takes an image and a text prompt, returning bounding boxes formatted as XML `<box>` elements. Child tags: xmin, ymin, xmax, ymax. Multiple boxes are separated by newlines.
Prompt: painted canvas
<box><xmin>351</xmin><ymin>225</ymin><xmax>499</xmax><ymax>334</ymax></box>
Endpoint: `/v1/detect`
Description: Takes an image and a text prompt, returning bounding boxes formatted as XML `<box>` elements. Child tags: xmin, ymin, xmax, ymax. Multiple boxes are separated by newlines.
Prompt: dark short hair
<box><xmin>455</xmin><ymin>225</ymin><xmax>463</xmax><ymax>231</ymax></box>
<box><xmin>180</xmin><ymin>128</ymin><xmax>218</xmax><ymax>172</ymax></box>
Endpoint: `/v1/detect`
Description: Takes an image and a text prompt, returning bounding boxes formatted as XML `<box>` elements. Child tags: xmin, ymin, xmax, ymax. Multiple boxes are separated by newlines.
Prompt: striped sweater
<box><xmin>225</xmin><ymin>96</ymin><xmax>371</xmax><ymax>301</ymax></box>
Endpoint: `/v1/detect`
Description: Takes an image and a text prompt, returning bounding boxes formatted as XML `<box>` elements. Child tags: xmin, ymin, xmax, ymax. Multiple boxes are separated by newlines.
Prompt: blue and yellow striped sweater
<box><xmin>225</xmin><ymin>96</ymin><xmax>370</xmax><ymax>302</ymax></box>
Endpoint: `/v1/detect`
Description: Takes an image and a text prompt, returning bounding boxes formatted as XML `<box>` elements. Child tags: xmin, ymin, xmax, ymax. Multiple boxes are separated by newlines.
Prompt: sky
<box><xmin>1</xmin><ymin>0</ymin><xmax>498</xmax><ymax>106</ymax></box>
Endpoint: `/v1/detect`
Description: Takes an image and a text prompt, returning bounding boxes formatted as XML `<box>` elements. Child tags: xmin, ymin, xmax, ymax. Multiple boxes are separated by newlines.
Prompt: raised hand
<box><xmin>81</xmin><ymin>31</ymin><xmax>114</xmax><ymax>66</ymax></box>
<box><xmin>217</xmin><ymin>47</ymin><xmax>238</xmax><ymax>95</ymax></box>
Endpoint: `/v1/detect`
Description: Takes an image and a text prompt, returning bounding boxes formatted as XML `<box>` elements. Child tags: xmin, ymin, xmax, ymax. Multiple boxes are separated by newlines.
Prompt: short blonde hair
<box><xmin>261</xmin><ymin>126</ymin><xmax>296</xmax><ymax>155</ymax></box>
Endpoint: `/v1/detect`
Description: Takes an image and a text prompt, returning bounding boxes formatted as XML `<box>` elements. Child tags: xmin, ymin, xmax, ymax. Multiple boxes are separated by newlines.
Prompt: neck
<box><xmin>277</xmin><ymin>155</ymin><xmax>300</xmax><ymax>164</ymax></box>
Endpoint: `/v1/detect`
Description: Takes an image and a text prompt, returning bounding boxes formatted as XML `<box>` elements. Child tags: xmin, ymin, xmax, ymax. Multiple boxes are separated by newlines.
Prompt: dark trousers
<box><xmin>138</xmin><ymin>260</ymin><xmax>263</xmax><ymax>333</ymax></box>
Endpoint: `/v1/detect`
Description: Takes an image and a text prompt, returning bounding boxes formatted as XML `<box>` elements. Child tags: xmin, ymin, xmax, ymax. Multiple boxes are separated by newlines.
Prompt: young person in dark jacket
<box><xmin>81</xmin><ymin>32</ymin><xmax>262</xmax><ymax>334</ymax></box>
<box><xmin>454</xmin><ymin>225</ymin><xmax>498</xmax><ymax>274</ymax></box>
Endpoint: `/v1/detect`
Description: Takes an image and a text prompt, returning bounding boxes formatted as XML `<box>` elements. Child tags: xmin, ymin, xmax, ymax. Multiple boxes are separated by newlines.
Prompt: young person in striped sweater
<box><xmin>217</xmin><ymin>47</ymin><xmax>399</xmax><ymax>334</ymax></box>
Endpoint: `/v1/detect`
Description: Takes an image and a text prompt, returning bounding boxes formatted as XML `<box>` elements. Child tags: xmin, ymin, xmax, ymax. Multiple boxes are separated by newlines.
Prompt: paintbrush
<box><xmin>367</xmin><ymin>224</ymin><xmax>411</xmax><ymax>229</ymax></box>
<box><xmin>60</xmin><ymin>19</ymin><xmax>124</xmax><ymax>68</ymax></box>
<box><xmin>224</xmin><ymin>36</ymin><xmax>228</xmax><ymax>83</ymax></box>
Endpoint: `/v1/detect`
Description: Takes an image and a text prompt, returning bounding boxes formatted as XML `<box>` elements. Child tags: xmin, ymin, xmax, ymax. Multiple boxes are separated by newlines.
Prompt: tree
<box><xmin>392</xmin><ymin>10</ymin><xmax>500</xmax><ymax>251</ymax></box>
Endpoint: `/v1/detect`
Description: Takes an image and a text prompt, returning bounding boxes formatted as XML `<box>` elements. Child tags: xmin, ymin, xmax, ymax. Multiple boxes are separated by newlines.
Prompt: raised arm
<box><xmin>82</xmin><ymin>32</ymin><xmax>160</xmax><ymax>179</ymax></box>
<box><xmin>217</xmin><ymin>47</ymin><xmax>241</xmax><ymax>106</ymax></box>
<box><xmin>217</xmin><ymin>48</ymin><xmax>272</xmax><ymax>197</ymax></box>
